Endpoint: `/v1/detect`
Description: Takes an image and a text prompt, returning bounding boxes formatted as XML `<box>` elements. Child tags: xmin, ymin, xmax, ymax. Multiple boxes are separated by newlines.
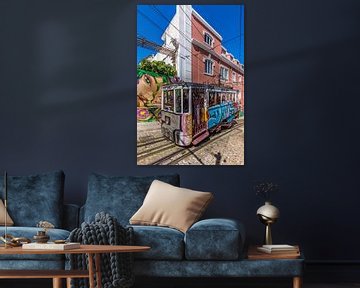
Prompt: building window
<box><xmin>232</xmin><ymin>72</ymin><xmax>236</xmax><ymax>82</ymax></box>
<box><xmin>220</xmin><ymin>66</ymin><xmax>229</xmax><ymax>81</ymax></box>
<box><xmin>204</xmin><ymin>59</ymin><xmax>213</xmax><ymax>75</ymax></box>
<box><xmin>204</xmin><ymin>32</ymin><xmax>213</xmax><ymax>46</ymax></box>
<box><xmin>239</xmin><ymin>75</ymin><xmax>243</xmax><ymax>84</ymax></box>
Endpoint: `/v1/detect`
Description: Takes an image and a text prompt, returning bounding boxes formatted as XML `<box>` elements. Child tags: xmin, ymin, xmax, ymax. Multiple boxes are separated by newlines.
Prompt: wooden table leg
<box><xmin>95</xmin><ymin>253</ymin><xmax>102</xmax><ymax>288</ymax></box>
<box><xmin>66</xmin><ymin>277</ymin><xmax>72</xmax><ymax>288</ymax></box>
<box><xmin>293</xmin><ymin>276</ymin><xmax>302</xmax><ymax>288</ymax></box>
<box><xmin>52</xmin><ymin>278</ymin><xmax>62</xmax><ymax>288</ymax></box>
<box><xmin>88</xmin><ymin>253</ymin><xmax>95</xmax><ymax>288</ymax></box>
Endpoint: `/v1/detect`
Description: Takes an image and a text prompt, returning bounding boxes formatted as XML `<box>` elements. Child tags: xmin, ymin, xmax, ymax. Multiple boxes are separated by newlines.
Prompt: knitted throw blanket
<box><xmin>68</xmin><ymin>212</ymin><xmax>134</xmax><ymax>288</ymax></box>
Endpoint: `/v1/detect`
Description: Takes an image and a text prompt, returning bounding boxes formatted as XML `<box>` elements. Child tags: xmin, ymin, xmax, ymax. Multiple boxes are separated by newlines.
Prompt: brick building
<box><xmin>151</xmin><ymin>5</ymin><xmax>244</xmax><ymax>112</ymax></box>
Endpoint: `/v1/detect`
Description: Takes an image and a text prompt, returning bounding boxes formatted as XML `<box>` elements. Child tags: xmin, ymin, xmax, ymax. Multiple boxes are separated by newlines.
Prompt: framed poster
<box><xmin>137</xmin><ymin>4</ymin><xmax>244</xmax><ymax>165</ymax></box>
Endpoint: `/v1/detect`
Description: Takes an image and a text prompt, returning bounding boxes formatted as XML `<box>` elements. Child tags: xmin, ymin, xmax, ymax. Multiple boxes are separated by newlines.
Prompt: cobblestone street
<box><xmin>137</xmin><ymin>119</ymin><xmax>244</xmax><ymax>165</ymax></box>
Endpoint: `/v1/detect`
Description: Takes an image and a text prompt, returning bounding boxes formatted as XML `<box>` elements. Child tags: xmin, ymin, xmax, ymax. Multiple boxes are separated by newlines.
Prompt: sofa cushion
<box><xmin>0</xmin><ymin>227</ymin><xmax>70</xmax><ymax>261</ymax></box>
<box><xmin>84</xmin><ymin>173</ymin><xmax>180</xmax><ymax>225</ymax></box>
<box><xmin>130</xmin><ymin>225</ymin><xmax>184</xmax><ymax>260</ymax></box>
<box><xmin>130</xmin><ymin>180</ymin><xmax>213</xmax><ymax>233</ymax></box>
<box><xmin>184</xmin><ymin>218</ymin><xmax>245</xmax><ymax>260</ymax></box>
<box><xmin>0</xmin><ymin>199</ymin><xmax>14</xmax><ymax>226</ymax></box>
<box><xmin>0</xmin><ymin>171</ymin><xmax>65</xmax><ymax>227</ymax></box>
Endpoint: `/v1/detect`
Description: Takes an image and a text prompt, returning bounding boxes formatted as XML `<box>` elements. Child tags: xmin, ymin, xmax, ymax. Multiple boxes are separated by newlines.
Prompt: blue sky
<box><xmin>137</xmin><ymin>5</ymin><xmax>244</xmax><ymax>65</ymax></box>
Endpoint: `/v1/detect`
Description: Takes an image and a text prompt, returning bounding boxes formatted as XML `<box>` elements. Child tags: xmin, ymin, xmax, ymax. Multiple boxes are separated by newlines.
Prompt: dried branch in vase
<box><xmin>254</xmin><ymin>181</ymin><xmax>279</xmax><ymax>201</ymax></box>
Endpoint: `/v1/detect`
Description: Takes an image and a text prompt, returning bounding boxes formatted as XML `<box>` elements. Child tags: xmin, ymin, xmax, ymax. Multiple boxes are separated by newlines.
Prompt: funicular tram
<box><xmin>161</xmin><ymin>83</ymin><xmax>240</xmax><ymax>147</ymax></box>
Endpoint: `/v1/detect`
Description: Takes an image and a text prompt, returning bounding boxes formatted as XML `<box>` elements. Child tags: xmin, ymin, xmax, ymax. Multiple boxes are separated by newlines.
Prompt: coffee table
<box><xmin>0</xmin><ymin>244</ymin><xmax>150</xmax><ymax>288</ymax></box>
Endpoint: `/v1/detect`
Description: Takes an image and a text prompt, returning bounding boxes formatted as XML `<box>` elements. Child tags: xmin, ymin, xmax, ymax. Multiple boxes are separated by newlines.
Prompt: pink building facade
<box><xmin>152</xmin><ymin>5</ymin><xmax>244</xmax><ymax>112</ymax></box>
<box><xmin>190</xmin><ymin>9</ymin><xmax>244</xmax><ymax>112</ymax></box>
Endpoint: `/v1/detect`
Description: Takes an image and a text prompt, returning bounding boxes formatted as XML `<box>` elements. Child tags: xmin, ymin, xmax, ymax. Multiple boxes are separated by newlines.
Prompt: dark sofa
<box><xmin>0</xmin><ymin>171</ymin><xmax>303</xmax><ymax>287</ymax></box>
<box><xmin>0</xmin><ymin>171</ymin><xmax>78</xmax><ymax>270</ymax></box>
<box><xmin>80</xmin><ymin>173</ymin><xmax>304</xmax><ymax>281</ymax></box>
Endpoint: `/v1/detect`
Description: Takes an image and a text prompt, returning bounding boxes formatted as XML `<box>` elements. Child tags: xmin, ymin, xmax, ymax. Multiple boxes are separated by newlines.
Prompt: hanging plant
<box><xmin>138</xmin><ymin>59</ymin><xmax>177</xmax><ymax>77</ymax></box>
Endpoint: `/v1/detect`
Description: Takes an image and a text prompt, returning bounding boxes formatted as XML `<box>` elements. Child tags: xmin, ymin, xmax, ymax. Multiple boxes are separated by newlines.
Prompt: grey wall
<box><xmin>1</xmin><ymin>0</ymin><xmax>360</xmax><ymax>262</ymax></box>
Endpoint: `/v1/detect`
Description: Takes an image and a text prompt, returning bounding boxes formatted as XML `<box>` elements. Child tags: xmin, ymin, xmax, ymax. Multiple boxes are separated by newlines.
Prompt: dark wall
<box><xmin>1</xmin><ymin>0</ymin><xmax>360</xmax><ymax>262</ymax></box>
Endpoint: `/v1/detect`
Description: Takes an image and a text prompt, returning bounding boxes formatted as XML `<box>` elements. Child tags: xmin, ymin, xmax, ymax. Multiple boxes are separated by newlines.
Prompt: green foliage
<box><xmin>138</xmin><ymin>59</ymin><xmax>177</xmax><ymax>77</ymax></box>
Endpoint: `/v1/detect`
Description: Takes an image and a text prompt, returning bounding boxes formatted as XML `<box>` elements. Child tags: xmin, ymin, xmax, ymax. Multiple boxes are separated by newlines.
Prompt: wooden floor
<box><xmin>1</xmin><ymin>279</ymin><xmax>360</xmax><ymax>288</ymax></box>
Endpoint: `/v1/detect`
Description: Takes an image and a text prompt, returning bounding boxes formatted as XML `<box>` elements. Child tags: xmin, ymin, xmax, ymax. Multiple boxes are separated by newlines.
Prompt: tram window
<box><xmin>198</xmin><ymin>90</ymin><xmax>205</xmax><ymax>99</ymax></box>
<box><xmin>220</xmin><ymin>93</ymin><xmax>225</xmax><ymax>103</ymax></box>
<box><xmin>164</xmin><ymin>90</ymin><xmax>174</xmax><ymax>112</ymax></box>
<box><xmin>209</xmin><ymin>92</ymin><xmax>216</xmax><ymax>106</ymax></box>
<box><xmin>215</xmin><ymin>93</ymin><xmax>221</xmax><ymax>105</ymax></box>
<box><xmin>175</xmin><ymin>89</ymin><xmax>181</xmax><ymax>113</ymax></box>
<box><xmin>183</xmin><ymin>89</ymin><xmax>189</xmax><ymax>113</ymax></box>
<box><xmin>192</xmin><ymin>88</ymin><xmax>199</xmax><ymax>97</ymax></box>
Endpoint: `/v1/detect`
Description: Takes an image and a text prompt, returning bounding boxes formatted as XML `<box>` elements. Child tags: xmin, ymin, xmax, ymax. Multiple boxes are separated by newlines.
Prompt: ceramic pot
<box><xmin>33</xmin><ymin>231</ymin><xmax>50</xmax><ymax>243</ymax></box>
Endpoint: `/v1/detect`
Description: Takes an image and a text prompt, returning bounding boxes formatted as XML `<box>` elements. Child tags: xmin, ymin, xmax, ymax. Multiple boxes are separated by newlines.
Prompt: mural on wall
<box><xmin>137</xmin><ymin>4</ymin><xmax>244</xmax><ymax>165</ymax></box>
<box><xmin>137</xmin><ymin>69</ymin><xmax>167</xmax><ymax>122</ymax></box>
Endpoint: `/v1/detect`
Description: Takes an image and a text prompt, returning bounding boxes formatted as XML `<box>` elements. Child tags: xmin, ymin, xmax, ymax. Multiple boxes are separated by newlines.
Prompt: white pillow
<box><xmin>130</xmin><ymin>180</ymin><xmax>213</xmax><ymax>233</ymax></box>
<box><xmin>0</xmin><ymin>199</ymin><xmax>14</xmax><ymax>226</ymax></box>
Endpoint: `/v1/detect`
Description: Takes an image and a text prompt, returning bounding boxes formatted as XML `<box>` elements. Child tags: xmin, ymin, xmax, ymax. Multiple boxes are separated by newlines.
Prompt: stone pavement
<box><xmin>137</xmin><ymin>119</ymin><xmax>244</xmax><ymax>165</ymax></box>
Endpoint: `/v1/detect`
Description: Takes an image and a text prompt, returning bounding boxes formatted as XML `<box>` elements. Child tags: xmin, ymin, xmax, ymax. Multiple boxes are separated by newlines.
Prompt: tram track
<box><xmin>137</xmin><ymin>141</ymin><xmax>179</xmax><ymax>161</ymax></box>
<box><xmin>137</xmin><ymin>137</ymin><xmax>168</xmax><ymax>148</ymax></box>
<box><xmin>150</xmin><ymin>121</ymin><xmax>244</xmax><ymax>165</ymax></box>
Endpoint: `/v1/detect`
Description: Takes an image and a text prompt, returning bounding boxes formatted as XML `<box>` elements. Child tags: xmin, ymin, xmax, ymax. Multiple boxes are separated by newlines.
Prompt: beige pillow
<box><xmin>0</xmin><ymin>199</ymin><xmax>14</xmax><ymax>226</ymax></box>
<box><xmin>130</xmin><ymin>180</ymin><xmax>213</xmax><ymax>233</ymax></box>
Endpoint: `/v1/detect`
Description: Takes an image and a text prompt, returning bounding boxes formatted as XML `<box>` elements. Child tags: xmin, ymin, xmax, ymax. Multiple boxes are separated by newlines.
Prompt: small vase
<box><xmin>33</xmin><ymin>230</ymin><xmax>50</xmax><ymax>243</ymax></box>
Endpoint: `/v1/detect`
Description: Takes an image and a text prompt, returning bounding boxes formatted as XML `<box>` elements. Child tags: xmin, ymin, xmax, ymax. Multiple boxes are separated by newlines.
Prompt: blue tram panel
<box><xmin>161</xmin><ymin>83</ymin><xmax>239</xmax><ymax>147</ymax></box>
<box><xmin>208</xmin><ymin>102</ymin><xmax>236</xmax><ymax>130</ymax></box>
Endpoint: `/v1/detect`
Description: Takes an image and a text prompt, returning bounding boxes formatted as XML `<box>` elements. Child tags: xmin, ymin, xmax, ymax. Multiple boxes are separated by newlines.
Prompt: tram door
<box><xmin>192</xmin><ymin>87</ymin><xmax>207</xmax><ymax>136</ymax></box>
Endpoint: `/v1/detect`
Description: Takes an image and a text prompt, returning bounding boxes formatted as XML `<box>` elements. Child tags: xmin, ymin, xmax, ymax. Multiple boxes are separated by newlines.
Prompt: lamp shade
<box><xmin>256</xmin><ymin>201</ymin><xmax>280</xmax><ymax>221</ymax></box>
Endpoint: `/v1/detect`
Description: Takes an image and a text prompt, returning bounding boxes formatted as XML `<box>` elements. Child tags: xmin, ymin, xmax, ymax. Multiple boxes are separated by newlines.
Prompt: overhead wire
<box><xmin>138</xmin><ymin>5</ymin><xmax>243</xmax><ymax>84</ymax></box>
<box><xmin>154</xmin><ymin>4</ymin><xmax>242</xmax><ymax>78</ymax></box>
<box><xmin>238</xmin><ymin>5</ymin><xmax>243</xmax><ymax>64</ymax></box>
<box><xmin>178</xmin><ymin>5</ymin><xmax>241</xmax><ymax>59</ymax></box>
<box><xmin>138</xmin><ymin>7</ymin><xmax>208</xmax><ymax>77</ymax></box>
<box><xmin>150</xmin><ymin>5</ymin><xmax>242</xmax><ymax>79</ymax></box>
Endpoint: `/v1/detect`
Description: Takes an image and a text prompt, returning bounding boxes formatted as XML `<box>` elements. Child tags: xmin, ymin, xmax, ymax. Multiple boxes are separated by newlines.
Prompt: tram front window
<box><xmin>183</xmin><ymin>89</ymin><xmax>189</xmax><ymax>113</ymax></box>
<box><xmin>175</xmin><ymin>89</ymin><xmax>181</xmax><ymax>113</ymax></box>
<box><xmin>163</xmin><ymin>90</ymin><xmax>174</xmax><ymax>112</ymax></box>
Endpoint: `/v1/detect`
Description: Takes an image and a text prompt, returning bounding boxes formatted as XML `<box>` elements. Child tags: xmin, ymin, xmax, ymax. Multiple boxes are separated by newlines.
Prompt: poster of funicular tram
<box><xmin>137</xmin><ymin>4</ymin><xmax>244</xmax><ymax>165</ymax></box>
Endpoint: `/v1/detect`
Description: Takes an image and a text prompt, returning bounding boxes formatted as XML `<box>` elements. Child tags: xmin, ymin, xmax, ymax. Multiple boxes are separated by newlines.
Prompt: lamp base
<box><xmin>265</xmin><ymin>223</ymin><xmax>272</xmax><ymax>245</ymax></box>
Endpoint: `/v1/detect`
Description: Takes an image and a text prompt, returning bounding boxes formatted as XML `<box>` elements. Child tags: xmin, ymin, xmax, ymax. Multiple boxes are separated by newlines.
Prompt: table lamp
<box><xmin>256</xmin><ymin>201</ymin><xmax>280</xmax><ymax>245</ymax></box>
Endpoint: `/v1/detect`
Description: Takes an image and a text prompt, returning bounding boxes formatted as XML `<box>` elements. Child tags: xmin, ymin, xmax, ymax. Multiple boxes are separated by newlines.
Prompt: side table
<box><xmin>247</xmin><ymin>245</ymin><xmax>304</xmax><ymax>288</ymax></box>
<box><xmin>0</xmin><ymin>244</ymin><xmax>150</xmax><ymax>288</ymax></box>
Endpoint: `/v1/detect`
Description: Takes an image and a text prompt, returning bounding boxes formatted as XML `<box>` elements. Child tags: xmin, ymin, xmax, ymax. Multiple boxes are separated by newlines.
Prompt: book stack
<box><xmin>22</xmin><ymin>242</ymin><xmax>80</xmax><ymax>250</ymax></box>
<box><xmin>248</xmin><ymin>244</ymin><xmax>300</xmax><ymax>260</ymax></box>
<box><xmin>257</xmin><ymin>244</ymin><xmax>299</xmax><ymax>254</ymax></box>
